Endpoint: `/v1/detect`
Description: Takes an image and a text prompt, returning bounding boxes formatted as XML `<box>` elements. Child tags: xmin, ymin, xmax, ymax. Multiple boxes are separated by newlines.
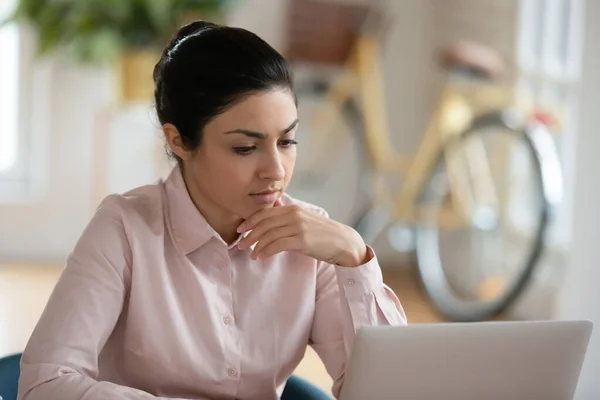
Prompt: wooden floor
<box><xmin>0</xmin><ymin>262</ymin><xmax>444</xmax><ymax>394</ymax></box>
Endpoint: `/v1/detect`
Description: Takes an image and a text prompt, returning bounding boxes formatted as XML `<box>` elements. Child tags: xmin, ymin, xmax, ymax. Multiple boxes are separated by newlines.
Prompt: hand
<box><xmin>237</xmin><ymin>199</ymin><xmax>369</xmax><ymax>267</ymax></box>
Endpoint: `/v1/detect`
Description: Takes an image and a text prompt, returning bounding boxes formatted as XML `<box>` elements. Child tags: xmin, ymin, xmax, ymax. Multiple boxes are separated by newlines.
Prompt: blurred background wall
<box><xmin>558</xmin><ymin>0</ymin><xmax>600</xmax><ymax>395</ymax></box>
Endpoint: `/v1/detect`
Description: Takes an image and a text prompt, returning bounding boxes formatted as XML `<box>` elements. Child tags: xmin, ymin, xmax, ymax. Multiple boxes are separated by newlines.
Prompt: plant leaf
<box><xmin>8</xmin><ymin>0</ymin><xmax>238</xmax><ymax>64</ymax></box>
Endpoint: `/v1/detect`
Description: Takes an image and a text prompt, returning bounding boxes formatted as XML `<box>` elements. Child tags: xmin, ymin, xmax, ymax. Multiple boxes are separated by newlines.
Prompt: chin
<box><xmin>239</xmin><ymin>199</ymin><xmax>274</xmax><ymax>217</ymax></box>
<box><xmin>250</xmin><ymin>201</ymin><xmax>276</xmax><ymax>211</ymax></box>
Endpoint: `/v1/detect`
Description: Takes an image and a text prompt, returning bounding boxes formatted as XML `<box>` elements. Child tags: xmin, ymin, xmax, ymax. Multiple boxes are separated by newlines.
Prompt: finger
<box><xmin>274</xmin><ymin>198</ymin><xmax>284</xmax><ymax>207</ymax></box>
<box><xmin>238</xmin><ymin>205</ymin><xmax>288</xmax><ymax>233</ymax></box>
<box><xmin>250</xmin><ymin>225</ymin><xmax>299</xmax><ymax>256</ymax></box>
<box><xmin>238</xmin><ymin>213</ymin><xmax>294</xmax><ymax>250</ymax></box>
<box><xmin>238</xmin><ymin>203</ymin><xmax>293</xmax><ymax>233</ymax></box>
<box><xmin>255</xmin><ymin>237</ymin><xmax>299</xmax><ymax>260</ymax></box>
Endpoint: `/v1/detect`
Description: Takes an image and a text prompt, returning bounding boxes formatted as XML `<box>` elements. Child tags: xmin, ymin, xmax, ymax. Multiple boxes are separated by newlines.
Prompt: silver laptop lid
<box><xmin>340</xmin><ymin>320</ymin><xmax>593</xmax><ymax>400</ymax></box>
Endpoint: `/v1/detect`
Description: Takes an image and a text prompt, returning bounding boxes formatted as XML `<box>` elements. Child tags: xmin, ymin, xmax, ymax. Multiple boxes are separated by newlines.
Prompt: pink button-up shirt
<box><xmin>18</xmin><ymin>166</ymin><xmax>407</xmax><ymax>400</ymax></box>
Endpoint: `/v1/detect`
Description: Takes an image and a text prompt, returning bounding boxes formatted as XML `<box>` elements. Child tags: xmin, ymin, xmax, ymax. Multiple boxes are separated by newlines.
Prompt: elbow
<box><xmin>18</xmin><ymin>374</ymin><xmax>55</xmax><ymax>400</ymax></box>
<box><xmin>18</xmin><ymin>380</ymin><xmax>46</xmax><ymax>400</ymax></box>
<box><xmin>19</xmin><ymin>389</ymin><xmax>36</xmax><ymax>400</ymax></box>
<box><xmin>17</xmin><ymin>363</ymin><xmax>78</xmax><ymax>400</ymax></box>
<box><xmin>16</xmin><ymin>362</ymin><xmax>35</xmax><ymax>400</ymax></box>
<box><xmin>18</xmin><ymin>373</ymin><xmax>82</xmax><ymax>400</ymax></box>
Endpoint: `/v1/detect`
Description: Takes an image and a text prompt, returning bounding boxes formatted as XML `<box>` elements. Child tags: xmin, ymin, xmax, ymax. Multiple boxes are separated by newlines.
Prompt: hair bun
<box><xmin>154</xmin><ymin>20</ymin><xmax>217</xmax><ymax>85</ymax></box>
<box><xmin>168</xmin><ymin>20</ymin><xmax>218</xmax><ymax>55</ymax></box>
<box><xmin>174</xmin><ymin>20</ymin><xmax>218</xmax><ymax>38</ymax></box>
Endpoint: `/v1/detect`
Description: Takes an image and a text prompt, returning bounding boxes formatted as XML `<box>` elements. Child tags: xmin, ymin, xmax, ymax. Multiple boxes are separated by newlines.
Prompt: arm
<box><xmin>236</xmin><ymin>200</ymin><xmax>407</xmax><ymax>398</ymax></box>
<box><xmin>309</xmin><ymin>247</ymin><xmax>407</xmax><ymax>399</ymax></box>
<box><xmin>17</xmin><ymin>196</ymin><xmax>199</xmax><ymax>400</ymax></box>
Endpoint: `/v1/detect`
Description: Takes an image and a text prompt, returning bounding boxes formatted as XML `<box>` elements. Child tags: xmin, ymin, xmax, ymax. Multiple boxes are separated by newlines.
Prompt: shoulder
<box><xmin>71</xmin><ymin>180</ymin><xmax>167</xmax><ymax>267</ymax></box>
<box><xmin>83</xmin><ymin>179</ymin><xmax>167</xmax><ymax>251</ymax></box>
<box><xmin>280</xmin><ymin>192</ymin><xmax>329</xmax><ymax>218</ymax></box>
<box><xmin>96</xmin><ymin>180</ymin><xmax>165</xmax><ymax>225</ymax></box>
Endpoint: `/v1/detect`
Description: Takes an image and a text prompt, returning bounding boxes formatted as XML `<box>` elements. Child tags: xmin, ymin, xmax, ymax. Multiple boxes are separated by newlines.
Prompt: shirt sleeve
<box><xmin>17</xmin><ymin>195</ymin><xmax>200</xmax><ymax>400</ymax></box>
<box><xmin>309</xmin><ymin>246</ymin><xmax>407</xmax><ymax>399</ymax></box>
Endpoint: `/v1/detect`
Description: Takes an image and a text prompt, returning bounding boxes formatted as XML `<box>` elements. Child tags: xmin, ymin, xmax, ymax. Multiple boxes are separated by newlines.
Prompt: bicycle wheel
<box><xmin>415</xmin><ymin>110</ymin><xmax>561</xmax><ymax>322</ymax></box>
<box><xmin>286</xmin><ymin>77</ymin><xmax>370</xmax><ymax>225</ymax></box>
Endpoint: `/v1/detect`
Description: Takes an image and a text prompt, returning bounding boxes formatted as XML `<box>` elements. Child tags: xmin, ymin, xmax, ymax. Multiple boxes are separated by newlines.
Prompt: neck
<box><xmin>180</xmin><ymin>167</ymin><xmax>242</xmax><ymax>245</ymax></box>
<box><xmin>202</xmin><ymin>212</ymin><xmax>241</xmax><ymax>245</ymax></box>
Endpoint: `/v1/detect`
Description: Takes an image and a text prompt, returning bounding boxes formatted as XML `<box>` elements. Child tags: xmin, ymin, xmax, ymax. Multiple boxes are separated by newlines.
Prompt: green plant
<box><xmin>5</xmin><ymin>0</ymin><xmax>237</xmax><ymax>64</ymax></box>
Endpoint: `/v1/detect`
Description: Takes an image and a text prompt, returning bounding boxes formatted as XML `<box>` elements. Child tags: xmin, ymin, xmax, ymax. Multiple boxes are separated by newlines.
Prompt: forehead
<box><xmin>206</xmin><ymin>89</ymin><xmax>297</xmax><ymax>134</ymax></box>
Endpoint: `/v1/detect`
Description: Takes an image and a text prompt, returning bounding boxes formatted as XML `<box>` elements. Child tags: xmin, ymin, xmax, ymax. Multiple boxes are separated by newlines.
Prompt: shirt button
<box><xmin>223</xmin><ymin>316</ymin><xmax>232</xmax><ymax>325</ymax></box>
<box><xmin>228</xmin><ymin>368</ymin><xmax>237</xmax><ymax>377</ymax></box>
<box><xmin>346</xmin><ymin>279</ymin><xmax>355</xmax><ymax>286</ymax></box>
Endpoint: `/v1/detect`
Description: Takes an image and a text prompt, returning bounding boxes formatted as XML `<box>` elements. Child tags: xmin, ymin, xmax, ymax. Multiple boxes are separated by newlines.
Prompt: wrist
<box><xmin>335</xmin><ymin>227</ymin><xmax>369</xmax><ymax>267</ymax></box>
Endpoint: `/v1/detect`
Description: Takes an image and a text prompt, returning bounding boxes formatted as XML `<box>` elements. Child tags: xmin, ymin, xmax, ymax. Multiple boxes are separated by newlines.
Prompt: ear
<box><xmin>163</xmin><ymin>123</ymin><xmax>189</xmax><ymax>161</ymax></box>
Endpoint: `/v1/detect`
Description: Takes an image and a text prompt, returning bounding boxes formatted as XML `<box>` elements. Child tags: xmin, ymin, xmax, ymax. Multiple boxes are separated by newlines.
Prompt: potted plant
<box><xmin>5</xmin><ymin>0</ymin><xmax>237</xmax><ymax>102</ymax></box>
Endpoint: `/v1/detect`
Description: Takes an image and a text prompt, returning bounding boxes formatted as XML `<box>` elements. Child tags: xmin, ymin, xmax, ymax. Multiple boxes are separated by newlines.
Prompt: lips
<box><xmin>249</xmin><ymin>189</ymin><xmax>281</xmax><ymax>204</ymax></box>
<box><xmin>252</xmin><ymin>189</ymin><xmax>279</xmax><ymax>195</ymax></box>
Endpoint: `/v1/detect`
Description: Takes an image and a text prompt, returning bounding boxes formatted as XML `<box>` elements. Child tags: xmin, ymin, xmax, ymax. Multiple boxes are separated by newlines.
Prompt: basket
<box><xmin>285</xmin><ymin>0</ymin><xmax>378</xmax><ymax>66</ymax></box>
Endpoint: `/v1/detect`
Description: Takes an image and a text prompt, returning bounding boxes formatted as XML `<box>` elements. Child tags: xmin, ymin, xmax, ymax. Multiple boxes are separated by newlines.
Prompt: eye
<box><xmin>279</xmin><ymin>139</ymin><xmax>298</xmax><ymax>148</ymax></box>
<box><xmin>233</xmin><ymin>146</ymin><xmax>256</xmax><ymax>155</ymax></box>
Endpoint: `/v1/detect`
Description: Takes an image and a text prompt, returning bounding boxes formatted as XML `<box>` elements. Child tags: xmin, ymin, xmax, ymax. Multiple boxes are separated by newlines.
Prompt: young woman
<box><xmin>17</xmin><ymin>21</ymin><xmax>407</xmax><ymax>400</ymax></box>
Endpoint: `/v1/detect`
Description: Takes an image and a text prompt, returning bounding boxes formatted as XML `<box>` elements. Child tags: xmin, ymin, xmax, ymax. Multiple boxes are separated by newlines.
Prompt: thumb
<box><xmin>274</xmin><ymin>197</ymin><xmax>284</xmax><ymax>207</ymax></box>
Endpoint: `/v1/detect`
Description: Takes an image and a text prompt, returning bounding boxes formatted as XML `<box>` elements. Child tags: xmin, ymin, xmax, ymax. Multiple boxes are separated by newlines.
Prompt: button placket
<box><xmin>219</xmin><ymin>252</ymin><xmax>230</xmax><ymax>269</ymax></box>
<box><xmin>220</xmin><ymin>250</ymin><xmax>240</xmax><ymax>390</ymax></box>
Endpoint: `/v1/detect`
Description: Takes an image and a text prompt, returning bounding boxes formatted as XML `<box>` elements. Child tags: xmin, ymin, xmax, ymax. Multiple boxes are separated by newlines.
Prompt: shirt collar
<box><xmin>163</xmin><ymin>165</ymin><xmax>246</xmax><ymax>255</ymax></box>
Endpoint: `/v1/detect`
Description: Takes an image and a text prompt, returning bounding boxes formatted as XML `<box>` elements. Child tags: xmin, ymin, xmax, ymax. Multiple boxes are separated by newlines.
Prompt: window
<box><xmin>0</xmin><ymin>0</ymin><xmax>52</xmax><ymax>202</ymax></box>
<box><xmin>516</xmin><ymin>0</ymin><xmax>584</xmax><ymax>247</ymax></box>
<box><xmin>0</xmin><ymin>0</ymin><xmax>19</xmax><ymax>174</ymax></box>
<box><xmin>517</xmin><ymin>0</ymin><xmax>582</xmax><ymax>120</ymax></box>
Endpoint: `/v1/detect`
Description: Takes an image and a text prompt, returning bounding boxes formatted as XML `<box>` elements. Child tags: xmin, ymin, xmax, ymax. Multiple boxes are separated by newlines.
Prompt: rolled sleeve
<box><xmin>310</xmin><ymin>246</ymin><xmax>407</xmax><ymax>399</ymax></box>
<box><xmin>335</xmin><ymin>246</ymin><xmax>384</xmax><ymax>298</ymax></box>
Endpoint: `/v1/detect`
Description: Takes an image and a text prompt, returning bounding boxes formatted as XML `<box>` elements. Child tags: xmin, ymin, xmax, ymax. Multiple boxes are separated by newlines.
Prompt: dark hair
<box><xmin>153</xmin><ymin>21</ymin><xmax>295</xmax><ymax>163</ymax></box>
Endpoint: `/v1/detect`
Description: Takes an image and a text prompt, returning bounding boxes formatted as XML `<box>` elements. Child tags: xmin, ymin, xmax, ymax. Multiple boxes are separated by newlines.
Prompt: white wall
<box><xmin>557</xmin><ymin>0</ymin><xmax>600</xmax><ymax>397</ymax></box>
<box><xmin>0</xmin><ymin>65</ymin><xmax>113</xmax><ymax>260</ymax></box>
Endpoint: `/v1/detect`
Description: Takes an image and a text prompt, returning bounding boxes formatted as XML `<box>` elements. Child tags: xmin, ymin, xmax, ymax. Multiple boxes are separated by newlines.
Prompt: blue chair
<box><xmin>282</xmin><ymin>375</ymin><xmax>332</xmax><ymax>400</ymax></box>
<box><xmin>0</xmin><ymin>353</ymin><xmax>330</xmax><ymax>400</ymax></box>
<box><xmin>0</xmin><ymin>353</ymin><xmax>21</xmax><ymax>400</ymax></box>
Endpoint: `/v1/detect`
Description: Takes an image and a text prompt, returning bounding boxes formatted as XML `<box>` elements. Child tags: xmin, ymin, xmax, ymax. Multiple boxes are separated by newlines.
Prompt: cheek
<box><xmin>211</xmin><ymin>155</ymin><xmax>255</xmax><ymax>188</ymax></box>
<box><xmin>221</xmin><ymin>165</ymin><xmax>252</xmax><ymax>188</ymax></box>
<box><xmin>191</xmin><ymin>151</ymin><xmax>250</xmax><ymax>189</ymax></box>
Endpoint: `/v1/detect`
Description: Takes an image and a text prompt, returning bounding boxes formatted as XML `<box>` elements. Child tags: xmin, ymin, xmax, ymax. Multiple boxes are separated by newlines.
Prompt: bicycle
<box><xmin>283</xmin><ymin>0</ymin><xmax>564</xmax><ymax>322</ymax></box>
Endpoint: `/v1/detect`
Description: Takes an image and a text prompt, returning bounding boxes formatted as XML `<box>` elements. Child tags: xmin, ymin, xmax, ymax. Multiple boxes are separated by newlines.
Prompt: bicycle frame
<box><xmin>306</xmin><ymin>32</ymin><xmax>524</xmax><ymax>230</ymax></box>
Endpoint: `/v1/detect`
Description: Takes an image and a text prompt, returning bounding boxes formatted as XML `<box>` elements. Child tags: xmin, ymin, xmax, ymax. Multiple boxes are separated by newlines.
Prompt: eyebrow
<box><xmin>224</xmin><ymin>118</ymin><xmax>299</xmax><ymax>139</ymax></box>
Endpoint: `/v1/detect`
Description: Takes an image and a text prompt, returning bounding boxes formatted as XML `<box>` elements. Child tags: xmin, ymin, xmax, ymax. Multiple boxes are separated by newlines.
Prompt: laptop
<box><xmin>339</xmin><ymin>320</ymin><xmax>593</xmax><ymax>400</ymax></box>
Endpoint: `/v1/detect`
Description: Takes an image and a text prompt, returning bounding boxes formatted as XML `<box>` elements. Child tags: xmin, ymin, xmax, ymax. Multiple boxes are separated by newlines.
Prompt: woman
<box><xmin>17</xmin><ymin>21</ymin><xmax>407</xmax><ymax>400</ymax></box>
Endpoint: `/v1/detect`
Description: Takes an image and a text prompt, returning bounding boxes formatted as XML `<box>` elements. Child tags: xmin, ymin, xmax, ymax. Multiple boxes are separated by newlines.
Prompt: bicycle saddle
<box><xmin>439</xmin><ymin>40</ymin><xmax>506</xmax><ymax>80</ymax></box>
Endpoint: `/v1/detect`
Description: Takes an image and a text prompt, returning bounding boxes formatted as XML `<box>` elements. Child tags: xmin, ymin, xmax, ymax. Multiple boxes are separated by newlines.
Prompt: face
<box><xmin>165</xmin><ymin>88</ymin><xmax>298</xmax><ymax>229</ymax></box>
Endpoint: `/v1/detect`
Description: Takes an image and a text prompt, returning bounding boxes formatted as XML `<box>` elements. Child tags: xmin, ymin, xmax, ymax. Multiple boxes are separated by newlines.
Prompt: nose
<box><xmin>258</xmin><ymin>148</ymin><xmax>286</xmax><ymax>181</ymax></box>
